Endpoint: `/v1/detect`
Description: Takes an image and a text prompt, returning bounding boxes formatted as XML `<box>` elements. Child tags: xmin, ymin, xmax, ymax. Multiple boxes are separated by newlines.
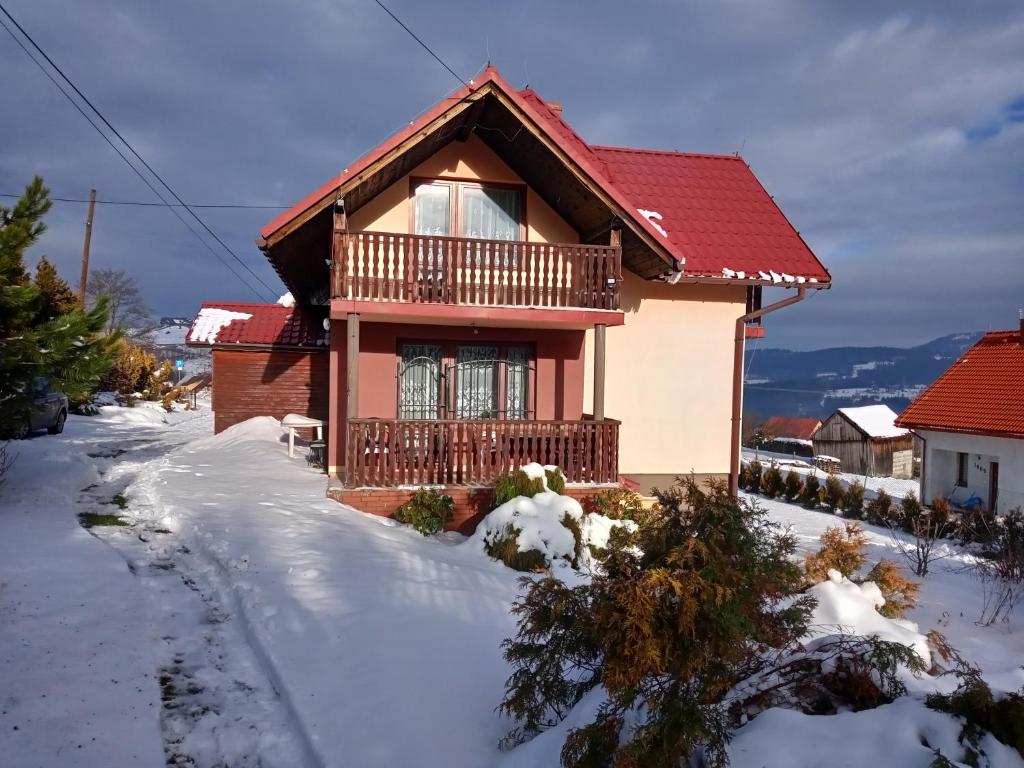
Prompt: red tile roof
<box><xmin>896</xmin><ymin>330</ymin><xmax>1024</xmax><ymax>439</ymax></box>
<box><xmin>186</xmin><ymin>303</ymin><xmax>327</xmax><ymax>348</ymax></box>
<box><xmin>761</xmin><ymin>415</ymin><xmax>822</xmax><ymax>441</ymax></box>
<box><xmin>260</xmin><ymin>67</ymin><xmax>830</xmax><ymax>285</ymax></box>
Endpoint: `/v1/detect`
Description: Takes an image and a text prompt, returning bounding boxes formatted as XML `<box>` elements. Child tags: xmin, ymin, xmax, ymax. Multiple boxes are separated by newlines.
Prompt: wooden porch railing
<box><xmin>345</xmin><ymin>417</ymin><xmax>620</xmax><ymax>487</ymax></box>
<box><xmin>331</xmin><ymin>231</ymin><xmax>621</xmax><ymax>310</ymax></box>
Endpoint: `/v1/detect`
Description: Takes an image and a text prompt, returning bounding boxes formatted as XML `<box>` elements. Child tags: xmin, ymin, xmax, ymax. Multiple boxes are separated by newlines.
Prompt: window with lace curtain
<box><xmin>412</xmin><ymin>180</ymin><xmax>523</xmax><ymax>241</ymax></box>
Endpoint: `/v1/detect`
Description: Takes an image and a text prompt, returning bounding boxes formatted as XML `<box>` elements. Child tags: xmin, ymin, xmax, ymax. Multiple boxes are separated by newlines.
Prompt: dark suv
<box><xmin>11</xmin><ymin>377</ymin><xmax>69</xmax><ymax>438</ymax></box>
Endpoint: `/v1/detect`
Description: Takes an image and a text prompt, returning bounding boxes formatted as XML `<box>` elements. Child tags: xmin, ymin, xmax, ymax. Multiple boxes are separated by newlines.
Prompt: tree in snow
<box><xmin>499</xmin><ymin>479</ymin><xmax>815</xmax><ymax>767</ymax></box>
<box><xmin>0</xmin><ymin>177</ymin><xmax>118</xmax><ymax>433</ymax></box>
<box><xmin>34</xmin><ymin>255</ymin><xmax>80</xmax><ymax>321</ymax></box>
<box><xmin>86</xmin><ymin>267</ymin><xmax>152</xmax><ymax>333</ymax></box>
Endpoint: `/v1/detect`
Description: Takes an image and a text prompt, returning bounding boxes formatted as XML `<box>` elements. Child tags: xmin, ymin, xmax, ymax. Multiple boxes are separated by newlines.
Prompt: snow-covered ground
<box><xmin>2</xmin><ymin>409</ymin><xmax>1022</xmax><ymax>767</ymax></box>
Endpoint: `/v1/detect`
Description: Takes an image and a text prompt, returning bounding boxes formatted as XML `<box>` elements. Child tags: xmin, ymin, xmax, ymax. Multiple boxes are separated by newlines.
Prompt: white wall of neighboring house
<box><xmin>918</xmin><ymin>429</ymin><xmax>1024</xmax><ymax>514</ymax></box>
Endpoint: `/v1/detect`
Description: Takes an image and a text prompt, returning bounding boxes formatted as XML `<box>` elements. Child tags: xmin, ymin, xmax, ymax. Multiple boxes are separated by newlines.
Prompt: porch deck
<box><xmin>343</xmin><ymin>416</ymin><xmax>620</xmax><ymax>488</ymax></box>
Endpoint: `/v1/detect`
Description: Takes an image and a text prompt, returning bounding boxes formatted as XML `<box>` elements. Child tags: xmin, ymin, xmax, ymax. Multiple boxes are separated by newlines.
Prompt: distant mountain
<box><xmin>743</xmin><ymin>332</ymin><xmax>984</xmax><ymax>421</ymax></box>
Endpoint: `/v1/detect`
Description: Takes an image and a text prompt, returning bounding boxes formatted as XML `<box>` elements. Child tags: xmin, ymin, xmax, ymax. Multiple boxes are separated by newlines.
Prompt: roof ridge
<box><xmin>200</xmin><ymin>301</ymin><xmax>291</xmax><ymax>308</ymax></box>
<box><xmin>591</xmin><ymin>144</ymin><xmax>745</xmax><ymax>162</ymax></box>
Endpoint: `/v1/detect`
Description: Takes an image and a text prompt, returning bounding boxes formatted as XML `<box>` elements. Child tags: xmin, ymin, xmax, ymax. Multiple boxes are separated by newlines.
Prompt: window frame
<box><xmin>396</xmin><ymin>339</ymin><xmax>535</xmax><ymax>420</ymax></box>
<box><xmin>956</xmin><ymin>452</ymin><xmax>969</xmax><ymax>488</ymax></box>
<box><xmin>409</xmin><ymin>177</ymin><xmax>527</xmax><ymax>242</ymax></box>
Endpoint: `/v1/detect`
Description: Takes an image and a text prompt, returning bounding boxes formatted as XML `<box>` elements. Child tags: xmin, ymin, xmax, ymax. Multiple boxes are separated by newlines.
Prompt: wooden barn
<box><xmin>812</xmin><ymin>405</ymin><xmax>915</xmax><ymax>478</ymax></box>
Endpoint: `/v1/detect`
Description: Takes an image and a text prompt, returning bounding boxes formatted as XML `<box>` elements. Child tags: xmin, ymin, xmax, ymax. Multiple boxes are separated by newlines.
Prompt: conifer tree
<box><xmin>34</xmin><ymin>255</ymin><xmax>80</xmax><ymax>321</ymax></box>
<box><xmin>0</xmin><ymin>177</ymin><xmax>118</xmax><ymax>434</ymax></box>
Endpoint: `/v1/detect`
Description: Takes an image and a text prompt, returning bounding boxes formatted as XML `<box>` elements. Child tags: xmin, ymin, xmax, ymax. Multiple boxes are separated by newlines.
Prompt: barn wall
<box><xmin>211</xmin><ymin>348</ymin><xmax>329</xmax><ymax>434</ymax></box>
<box><xmin>812</xmin><ymin>412</ymin><xmax>916</xmax><ymax>475</ymax></box>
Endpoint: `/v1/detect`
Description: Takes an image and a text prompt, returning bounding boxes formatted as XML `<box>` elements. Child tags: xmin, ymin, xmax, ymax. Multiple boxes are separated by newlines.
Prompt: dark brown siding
<box><xmin>212</xmin><ymin>349</ymin><xmax>329</xmax><ymax>434</ymax></box>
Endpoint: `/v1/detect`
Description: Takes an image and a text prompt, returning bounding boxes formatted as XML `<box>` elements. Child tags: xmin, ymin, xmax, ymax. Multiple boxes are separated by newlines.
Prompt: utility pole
<box><xmin>78</xmin><ymin>188</ymin><xmax>96</xmax><ymax>305</ymax></box>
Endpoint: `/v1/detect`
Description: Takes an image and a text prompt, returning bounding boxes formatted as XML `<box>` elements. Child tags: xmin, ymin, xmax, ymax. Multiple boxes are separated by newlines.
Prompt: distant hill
<box><xmin>743</xmin><ymin>332</ymin><xmax>984</xmax><ymax>421</ymax></box>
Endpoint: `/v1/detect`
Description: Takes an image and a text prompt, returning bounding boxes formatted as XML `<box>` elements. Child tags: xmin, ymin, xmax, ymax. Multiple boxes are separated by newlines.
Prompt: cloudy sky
<box><xmin>2</xmin><ymin>1</ymin><xmax>1021</xmax><ymax>350</ymax></box>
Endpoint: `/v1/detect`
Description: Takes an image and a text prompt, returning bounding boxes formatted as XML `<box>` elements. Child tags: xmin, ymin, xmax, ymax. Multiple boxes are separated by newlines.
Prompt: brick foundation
<box><xmin>328</xmin><ymin>485</ymin><xmax>615</xmax><ymax>535</ymax></box>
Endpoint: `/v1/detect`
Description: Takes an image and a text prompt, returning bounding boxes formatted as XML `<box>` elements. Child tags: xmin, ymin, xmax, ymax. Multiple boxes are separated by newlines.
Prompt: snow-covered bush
<box><xmin>471</xmin><ymin>464</ymin><xmax>633</xmax><ymax>573</ymax></box>
<box><xmin>845</xmin><ymin>479</ymin><xmax>866</xmax><ymax>519</ymax></box>
<box><xmin>866</xmin><ymin>488</ymin><xmax>898</xmax><ymax>527</ymax></box>
<box><xmin>493</xmin><ymin>468</ymin><xmax>545</xmax><ymax>508</ymax></box>
<box><xmin>805</xmin><ymin>523</ymin><xmax>919</xmax><ymax>619</ymax></box>
<box><xmin>820</xmin><ymin>475</ymin><xmax>846</xmax><ymax>513</ymax></box>
<box><xmin>864</xmin><ymin>559</ymin><xmax>920</xmax><ymax>618</ymax></box>
<box><xmin>800</xmin><ymin>473</ymin><xmax>820</xmax><ymax>509</ymax></box>
<box><xmin>761</xmin><ymin>464</ymin><xmax>784</xmax><ymax>499</ymax></box>
<box><xmin>783</xmin><ymin>470</ymin><xmax>803</xmax><ymax>502</ymax></box>
<box><xmin>804</xmin><ymin>523</ymin><xmax>868</xmax><ymax>582</ymax></box>
<box><xmin>583</xmin><ymin>486</ymin><xmax>657</xmax><ymax>530</ymax></box>
<box><xmin>746</xmin><ymin>460</ymin><xmax>763</xmax><ymax>494</ymax></box>
<box><xmin>499</xmin><ymin>479</ymin><xmax>816</xmax><ymax>766</ymax></box>
<box><xmin>394</xmin><ymin>489</ymin><xmax>454</xmax><ymax>536</ymax></box>
<box><xmin>927</xmin><ymin>665</ymin><xmax>1024</xmax><ymax>761</ymax></box>
<box><xmin>973</xmin><ymin>508</ymin><xmax>1024</xmax><ymax>625</ymax></box>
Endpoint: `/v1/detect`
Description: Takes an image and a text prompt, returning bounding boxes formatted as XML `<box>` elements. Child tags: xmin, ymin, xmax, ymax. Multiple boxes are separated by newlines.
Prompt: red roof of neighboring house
<box><xmin>897</xmin><ymin>330</ymin><xmax>1024</xmax><ymax>439</ymax></box>
<box><xmin>186</xmin><ymin>303</ymin><xmax>327</xmax><ymax>348</ymax></box>
<box><xmin>260</xmin><ymin>67</ymin><xmax>830</xmax><ymax>285</ymax></box>
<box><xmin>761</xmin><ymin>415</ymin><xmax>822</xmax><ymax>441</ymax></box>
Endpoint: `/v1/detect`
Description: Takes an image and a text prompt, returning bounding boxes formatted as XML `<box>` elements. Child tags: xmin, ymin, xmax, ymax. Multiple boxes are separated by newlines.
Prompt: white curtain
<box><xmin>414</xmin><ymin>185</ymin><xmax>451</xmax><ymax>236</ymax></box>
<box><xmin>461</xmin><ymin>186</ymin><xmax>519</xmax><ymax>241</ymax></box>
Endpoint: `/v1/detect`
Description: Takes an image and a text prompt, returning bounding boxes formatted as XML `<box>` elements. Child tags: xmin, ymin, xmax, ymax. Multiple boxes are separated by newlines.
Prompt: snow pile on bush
<box><xmin>807</xmin><ymin>569</ymin><xmax>931</xmax><ymax>668</ymax></box>
<box><xmin>468</xmin><ymin>463</ymin><xmax>635</xmax><ymax>572</ymax></box>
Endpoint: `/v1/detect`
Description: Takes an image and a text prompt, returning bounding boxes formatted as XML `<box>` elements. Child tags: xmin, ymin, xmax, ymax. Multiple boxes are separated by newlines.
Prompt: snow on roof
<box><xmin>188</xmin><ymin>308</ymin><xmax>253</xmax><ymax>345</ymax></box>
<box><xmin>838</xmin><ymin>405</ymin><xmax>908</xmax><ymax>439</ymax></box>
<box><xmin>187</xmin><ymin>303</ymin><xmax>328</xmax><ymax>348</ymax></box>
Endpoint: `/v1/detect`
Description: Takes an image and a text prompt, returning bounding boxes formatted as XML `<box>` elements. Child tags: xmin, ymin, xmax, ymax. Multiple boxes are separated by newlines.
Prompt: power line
<box><xmin>0</xmin><ymin>3</ymin><xmax>277</xmax><ymax>300</ymax></box>
<box><xmin>371</xmin><ymin>0</ymin><xmax>469</xmax><ymax>88</ymax></box>
<box><xmin>0</xmin><ymin>192</ymin><xmax>288</xmax><ymax>209</ymax></box>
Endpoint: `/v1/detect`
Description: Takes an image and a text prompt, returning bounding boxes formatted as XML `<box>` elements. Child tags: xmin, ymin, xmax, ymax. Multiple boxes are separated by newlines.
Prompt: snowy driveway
<box><xmin>147</xmin><ymin>416</ymin><xmax>525</xmax><ymax>767</ymax></box>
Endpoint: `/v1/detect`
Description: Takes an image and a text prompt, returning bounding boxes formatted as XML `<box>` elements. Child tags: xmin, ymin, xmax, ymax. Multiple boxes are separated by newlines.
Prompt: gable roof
<box><xmin>260</xmin><ymin>67</ymin><xmax>830</xmax><ymax>286</ymax></box>
<box><xmin>186</xmin><ymin>303</ymin><xmax>327</xmax><ymax>348</ymax></box>
<box><xmin>896</xmin><ymin>330</ymin><xmax>1024</xmax><ymax>439</ymax></box>
<box><xmin>762</xmin><ymin>415</ymin><xmax>821</xmax><ymax>441</ymax></box>
<box><xmin>834</xmin><ymin>404</ymin><xmax>908</xmax><ymax>439</ymax></box>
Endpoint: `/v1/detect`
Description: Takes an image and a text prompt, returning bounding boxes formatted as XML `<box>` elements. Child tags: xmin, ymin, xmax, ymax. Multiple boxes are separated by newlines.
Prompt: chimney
<box><xmin>546</xmin><ymin>101</ymin><xmax>563</xmax><ymax>116</ymax></box>
<box><xmin>1019</xmin><ymin>308</ymin><xmax>1023</xmax><ymax>344</ymax></box>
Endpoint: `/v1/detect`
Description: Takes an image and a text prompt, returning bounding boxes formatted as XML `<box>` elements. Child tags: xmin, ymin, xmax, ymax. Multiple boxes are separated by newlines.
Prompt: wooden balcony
<box><xmin>345</xmin><ymin>416</ymin><xmax>620</xmax><ymax>487</ymax></box>
<box><xmin>331</xmin><ymin>231</ymin><xmax>621</xmax><ymax>311</ymax></box>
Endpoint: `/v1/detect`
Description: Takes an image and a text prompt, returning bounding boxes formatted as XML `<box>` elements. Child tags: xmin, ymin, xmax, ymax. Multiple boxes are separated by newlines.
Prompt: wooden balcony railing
<box><xmin>331</xmin><ymin>231</ymin><xmax>621</xmax><ymax>310</ymax></box>
<box><xmin>345</xmin><ymin>416</ymin><xmax>620</xmax><ymax>487</ymax></box>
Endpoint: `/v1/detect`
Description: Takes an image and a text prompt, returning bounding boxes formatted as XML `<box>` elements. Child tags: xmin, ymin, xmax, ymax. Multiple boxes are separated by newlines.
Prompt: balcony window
<box><xmin>412</xmin><ymin>180</ymin><xmax>523</xmax><ymax>241</ymax></box>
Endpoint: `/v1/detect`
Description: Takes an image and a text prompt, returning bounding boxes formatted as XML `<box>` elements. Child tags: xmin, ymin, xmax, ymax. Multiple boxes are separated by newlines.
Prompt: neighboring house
<box><xmin>187</xmin><ymin>67</ymin><xmax>829</xmax><ymax>529</ymax></box>
<box><xmin>749</xmin><ymin>415</ymin><xmax>822</xmax><ymax>458</ymax></box>
<box><xmin>812</xmin><ymin>405</ymin><xmax>915</xmax><ymax>478</ymax></box>
<box><xmin>896</xmin><ymin>324</ymin><xmax>1024</xmax><ymax>514</ymax></box>
<box><xmin>761</xmin><ymin>415</ymin><xmax>822</xmax><ymax>441</ymax></box>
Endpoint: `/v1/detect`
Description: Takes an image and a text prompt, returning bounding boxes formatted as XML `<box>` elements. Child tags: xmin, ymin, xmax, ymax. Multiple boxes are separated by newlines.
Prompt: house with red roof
<box><xmin>187</xmin><ymin>67</ymin><xmax>830</xmax><ymax>530</ymax></box>
<box><xmin>897</xmin><ymin>322</ymin><xmax>1024</xmax><ymax>514</ymax></box>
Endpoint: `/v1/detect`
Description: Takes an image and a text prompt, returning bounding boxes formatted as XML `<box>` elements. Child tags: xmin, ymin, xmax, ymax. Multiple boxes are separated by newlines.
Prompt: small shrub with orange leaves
<box><xmin>804</xmin><ymin>523</ymin><xmax>868</xmax><ymax>583</ymax></box>
<box><xmin>864</xmin><ymin>559</ymin><xmax>920</xmax><ymax>618</ymax></box>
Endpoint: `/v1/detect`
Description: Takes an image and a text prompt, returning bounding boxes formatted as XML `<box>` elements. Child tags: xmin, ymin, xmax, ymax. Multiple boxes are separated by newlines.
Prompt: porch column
<box><xmin>593</xmin><ymin>323</ymin><xmax>606</xmax><ymax>421</ymax></box>
<box><xmin>345</xmin><ymin>312</ymin><xmax>359</xmax><ymax>482</ymax></box>
<box><xmin>327</xmin><ymin>324</ymin><xmax>342</xmax><ymax>477</ymax></box>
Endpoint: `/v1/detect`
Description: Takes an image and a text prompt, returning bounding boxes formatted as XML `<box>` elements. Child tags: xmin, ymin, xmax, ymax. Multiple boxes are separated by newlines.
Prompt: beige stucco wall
<box><xmin>348</xmin><ymin>134</ymin><xmax>578</xmax><ymax>244</ymax></box>
<box><xmin>584</xmin><ymin>273</ymin><xmax>746</xmax><ymax>479</ymax></box>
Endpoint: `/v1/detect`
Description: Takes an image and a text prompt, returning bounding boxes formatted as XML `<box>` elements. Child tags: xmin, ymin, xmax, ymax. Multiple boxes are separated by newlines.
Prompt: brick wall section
<box><xmin>328</xmin><ymin>485</ymin><xmax>614</xmax><ymax>535</ymax></box>
<box><xmin>212</xmin><ymin>349</ymin><xmax>329</xmax><ymax>435</ymax></box>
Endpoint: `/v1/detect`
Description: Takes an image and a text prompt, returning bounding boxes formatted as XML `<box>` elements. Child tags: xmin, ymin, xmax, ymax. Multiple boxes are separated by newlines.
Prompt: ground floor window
<box><xmin>397</xmin><ymin>341</ymin><xmax>533</xmax><ymax>420</ymax></box>
<box><xmin>956</xmin><ymin>452</ymin><xmax>968</xmax><ymax>487</ymax></box>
